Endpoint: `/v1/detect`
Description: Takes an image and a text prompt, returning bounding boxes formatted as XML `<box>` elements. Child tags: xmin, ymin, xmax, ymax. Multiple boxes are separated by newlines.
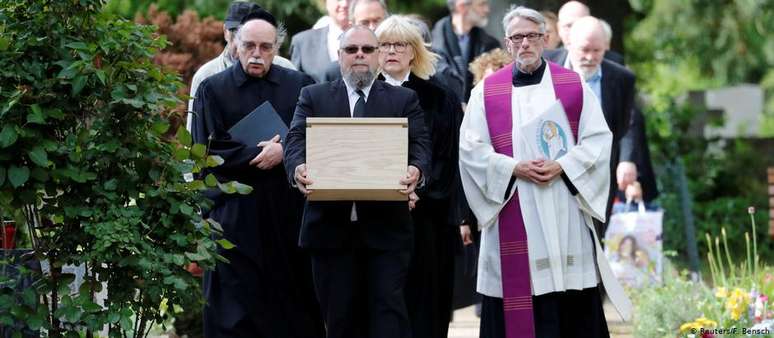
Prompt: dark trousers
<box><xmin>310</xmin><ymin>248</ymin><xmax>412</xmax><ymax>338</ymax></box>
<box><xmin>480</xmin><ymin>286</ymin><xmax>610</xmax><ymax>338</ymax></box>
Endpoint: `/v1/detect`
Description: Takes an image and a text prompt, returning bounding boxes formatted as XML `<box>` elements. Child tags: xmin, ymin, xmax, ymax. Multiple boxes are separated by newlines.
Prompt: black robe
<box><xmin>191</xmin><ymin>62</ymin><xmax>324</xmax><ymax>338</ymax></box>
<box><xmin>381</xmin><ymin>73</ymin><xmax>468</xmax><ymax>338</ymax></box>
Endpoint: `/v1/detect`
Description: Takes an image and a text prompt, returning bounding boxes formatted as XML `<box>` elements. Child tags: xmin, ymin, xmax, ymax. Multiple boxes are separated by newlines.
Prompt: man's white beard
<box><xmin>466</xmin><ymin>11</ymin><xmax>488</xmax><ymax>29</ymax></box>
<box><xmin>343</xmin><ymin>67</ymin><xmax>375</xmax><ymax>90</ymax></box>
<box><xmin>578</xmin><ymin>66</ymin><xmax>599</xmax><ymax>80</ymax></box>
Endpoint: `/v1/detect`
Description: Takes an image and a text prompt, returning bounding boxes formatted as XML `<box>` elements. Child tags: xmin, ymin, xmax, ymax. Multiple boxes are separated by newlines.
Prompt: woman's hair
<box><xmin>618</xmin><ymin>235</ymin><xmax>639</xmax><ymax>260</ymax></box>
<box><xmin>469</xmin><ymin>48</ymin><xmax>513</xmax><ymax>85</ymax></box>
<box><xmin>374</xmin><ymin>15</ymin><xmax>439</xmax><ymax>80</ymax></box>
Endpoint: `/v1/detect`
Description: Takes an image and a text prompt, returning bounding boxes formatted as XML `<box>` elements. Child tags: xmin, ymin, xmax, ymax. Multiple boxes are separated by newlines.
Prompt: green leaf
<box><xmin>204</xmin><ymin>174</ymin><xmax>218</xmax><ymax>187</ymax></box>
<box><xmin>103</xmin><ymin>178</ymin><xmax>117</xmax><ymax>191</ymax></box>
<box><xmin>0</xmin><ymin>167</ymin><xmax>5</xmax><ymax>186</ymax></box>
<box><xmin>0</xmin><ymin>36</ymin><xmax>8</xmax><ymax>51</ymax></box>
<box><xmin>233</xmin><ymin>182</ymin><xmax>253</xmax><ymax>195</ymax></box>
<box><xmin>57</xmin><ymin>62</ymin><xmax>79</xmax><ymax>79</ymax></box>
<box><xmin>8</xmin><ymin>166</ymin><xmax>29</xmax><ymax>188</ymax></box>
<box><xmin>216</xmin><ymin>239</ymin><xmax>236</xmax><ymax>250</ymax></box>
<box><xmin>27</xmin><ymin>146</ymin><xmax>48</xmax><ymax>167</ymax></box>
<box><xmin>71</xmin><ymin>75</ymin><xmax>87</xmax><ymax>96</ymax></box>
<box><xmin>174</xmin><ymin>148</ymin><xmax>190</xmax><ymax>161</ymax></box>
<box><xmin>206</xmin><ymin>155</ymin><xmax>224</xmax><ymax>167</ymax></box>
<box><xmin>65</xmin><ymin>42</ymin><xmax>89</xmax><ymax>50</ymax></box>
<box><xmin>191</xmin><ymin>143</ymin><xmax>206</xmax><ymax>159</ymax></box>
<box><xmin>176</xmin><ymin>126</ymin><xmax>192</xmax><ymax>146</ymax></box>
<box><xmin>217</xmin><ymin>181</ymin><xmax>236</xmax><ymax>194</ymax></box>
<box><xmin>179</xmin><ymin>203</ymin><xmax>193</xmax><ymax>216</ymax></box>
<box><xmin>207</xmin><ymin>218</ymin><xmax>223</xmax><ymax>232</ymax></box>
<box><xmin>107</xmin><ymin>310</ymin><xmax>120</xmax><ymax>323</ymax></box>
<box><xmin>0</xmin><ymin>125</ymin><xmax>16</xmax><ymax>148</ymax></box>
<box><xmin>95</xmin><ymin>69</ymin><xmax>107</xmax><ymax>85</ymax></box>
<box><xmin>27</xmin><ymin>106</ymin><xmax>45</xmax><ymax>124</ymax></box>
<box><xmin>152</xmin><ymin>121</ymin><xmax>169</xmax><ymax>134</ymax></box>
<box><xmin>30</xmin><ymin>167</ymin><xmax>49</xmax><ymax>182</ymax></box>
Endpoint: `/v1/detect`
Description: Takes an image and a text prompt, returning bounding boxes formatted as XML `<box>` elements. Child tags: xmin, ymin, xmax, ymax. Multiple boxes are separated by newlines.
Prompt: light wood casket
<box><xmin>306</xmin><ymin>117</ymin><xmax>408</xmax><ymax>201</ymax></box>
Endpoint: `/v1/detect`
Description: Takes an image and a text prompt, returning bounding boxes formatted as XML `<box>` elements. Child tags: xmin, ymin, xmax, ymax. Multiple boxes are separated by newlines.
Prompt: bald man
<box><xmin>192</xmin><ymin>13</ymin><xmax>324</xmax><ymax>337</ymax></box>
<box><xmin>544</xmin><ymin>1</ymin><xmax>624</xmax><ymax>65</ymax></box>
<box><xmin>566</xmin><ymin>16</ymin><xmax>635</xmax><ymax>230</ymax></box>
<box><xmin>557</xmin><ymin>0</ymin><xmax>589</xmax><ymax>47</ymax></box>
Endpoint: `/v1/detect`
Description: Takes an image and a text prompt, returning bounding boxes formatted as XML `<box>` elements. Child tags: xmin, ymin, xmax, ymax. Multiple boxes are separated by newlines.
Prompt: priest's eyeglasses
<box><xmin>379</xmin><ymin>42</ymin><xmax>409</xmax><ymax>53</ymax></box>
<box><xmin>507</xmin><ymin>32</ymin><xmax>544</xmax><ymax>44</ymax></box>
<box><xmin>342</xmin><ymin>45</ymin><xmax>378</xmax><ymax>54</ymax></box>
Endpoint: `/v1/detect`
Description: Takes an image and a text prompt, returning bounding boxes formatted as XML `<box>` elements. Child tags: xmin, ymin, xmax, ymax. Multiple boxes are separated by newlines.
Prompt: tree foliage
<box><xmin>0</xmin><ymin>1</ymin><xmax>242</xmax><ymax>336</ymax></box>
<box><xmin>625</xmin><ymin>0</ymin><xmax>774</xmax><ymax>266</ymax></box>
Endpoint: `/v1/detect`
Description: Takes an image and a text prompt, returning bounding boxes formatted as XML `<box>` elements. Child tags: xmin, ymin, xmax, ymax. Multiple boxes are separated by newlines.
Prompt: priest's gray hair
<box><xmin>234</xmin><ymin>19</ymin><xmax>288</xmax><ymax>50</ymax></box>
<box><xmin>502</xmin><ymin>6</ymin><xmax>546</xmax><ymax>36</ymax></box>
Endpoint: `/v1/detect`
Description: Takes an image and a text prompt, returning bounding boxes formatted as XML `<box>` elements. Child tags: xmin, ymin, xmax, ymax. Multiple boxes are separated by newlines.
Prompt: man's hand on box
<box><xmin>294</xmin><ymin>163</ymin><xmax>314</xmax><ymax>195</ymax></box>
<box><xmin>400</xmin><ymin>165</ymin><xmax>421</xmax><ymax>195</ymax></box>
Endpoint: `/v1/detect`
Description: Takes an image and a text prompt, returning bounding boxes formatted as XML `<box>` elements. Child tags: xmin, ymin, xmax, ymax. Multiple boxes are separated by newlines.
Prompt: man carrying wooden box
<box><xmin>284</xmin><ymin>25</ymin><xmax>431</xmax><ymax>338</ymax></box>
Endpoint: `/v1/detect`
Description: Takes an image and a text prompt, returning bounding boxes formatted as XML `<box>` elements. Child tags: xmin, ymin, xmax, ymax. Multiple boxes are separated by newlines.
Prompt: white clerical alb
<box><xmin>459</xmin><ymin>64</ymin><xmax>633</xmax><ymax>321</ymax></box>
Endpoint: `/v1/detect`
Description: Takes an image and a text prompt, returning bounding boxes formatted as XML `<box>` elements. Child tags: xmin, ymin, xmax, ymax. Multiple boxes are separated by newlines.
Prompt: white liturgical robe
<box><xmin>459</xmin><ymin>64</ymin><xmax>633</xmax><ymax>321</ymax></box>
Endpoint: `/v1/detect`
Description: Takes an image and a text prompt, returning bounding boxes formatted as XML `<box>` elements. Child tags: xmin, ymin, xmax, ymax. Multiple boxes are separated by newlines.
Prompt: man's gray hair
<box><xmin>405</xmin><ymin>15</ymin><xmax>432</xmax><ymax>44</ymax></box>
<box><xmin>599</xmin><ymin>19</ymin><xmax>613</xmax><ymax>43</ymax></box>
<box><xmin>501</xmin><ymin>6</ymin><xmax>546</xmax><ymax>36</ymax></box>
<box><xmin>349</xmin><ymin>0</ymin><xmax>389</xmax><ymax>21</ymax></box>
<box><xmin>234</xmin><ymin>18</ymin><xmax>288</xmax><ymax>50</ymax></box>
<box><xmin>446</xmin><ymin>0</ymin><xmax>472</xmax><ymax>12</ymax></box>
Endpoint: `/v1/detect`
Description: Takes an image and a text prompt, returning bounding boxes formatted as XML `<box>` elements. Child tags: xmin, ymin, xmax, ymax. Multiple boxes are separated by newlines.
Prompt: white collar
<box><xmin>383</xmin><ymin>71</ymin><xmax>411</xmax><ymax>86</ymax></box>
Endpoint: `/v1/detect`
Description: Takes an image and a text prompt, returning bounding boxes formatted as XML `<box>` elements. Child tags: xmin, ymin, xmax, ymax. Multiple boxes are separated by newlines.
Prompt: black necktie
<box><xmin>353</xmin><ymin>89</ymin><xmax>366</xmax><ymax>117</ymax></box>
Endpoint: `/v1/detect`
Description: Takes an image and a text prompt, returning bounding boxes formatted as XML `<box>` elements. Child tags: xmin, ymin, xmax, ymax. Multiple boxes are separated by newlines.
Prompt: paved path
<box><xmin>448</xmin><ymin>299</ymin><xmax>634</xmax><ymax>338</ymax></box>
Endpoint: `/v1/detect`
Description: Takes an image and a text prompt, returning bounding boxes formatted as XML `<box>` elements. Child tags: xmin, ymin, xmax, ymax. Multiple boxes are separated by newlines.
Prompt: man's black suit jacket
<box><xmin>284</xmin><ymin>79</ymin><xmax>431</xmax><ymax>251</ymax></box>
<box><xmin>620</xmin><ymin>107</ymin><xmax>659</xmax><ymax>203</ymax></box>
<box><xmin>598</xmin><ymin>59</ymin><xmax>636</xmax><ymax>217</ymax></box>
<box><xmin>431</xmin><ymin>16</ymin><xmax>500</xmax><ymax>102</ymax></box>
<box><xmin>544</xmin><ymin>47</ymin><xmax>625</xmax><ymax>66</ymax></box>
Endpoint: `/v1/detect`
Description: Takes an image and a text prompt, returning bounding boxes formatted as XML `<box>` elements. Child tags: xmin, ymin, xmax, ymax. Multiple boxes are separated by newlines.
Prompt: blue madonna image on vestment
<box><xmin>537</xmin><ymin>120</ymin><xmax>568</xmax><ymax>160</ymax></box>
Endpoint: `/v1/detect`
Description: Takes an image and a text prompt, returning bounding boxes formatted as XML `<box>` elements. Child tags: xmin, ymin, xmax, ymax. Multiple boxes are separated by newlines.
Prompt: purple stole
<box><xmin>483</xmin><ymin>61</ymin><xmax>583</xmax><ymax>338</ymax></box>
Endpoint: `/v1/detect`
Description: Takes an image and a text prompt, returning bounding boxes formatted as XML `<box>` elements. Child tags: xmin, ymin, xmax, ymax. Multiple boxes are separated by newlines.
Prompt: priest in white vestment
<box><xmin>458</xmin><ymin>6</ymin><xmax>632</xmax><ymax>338</ymax></box>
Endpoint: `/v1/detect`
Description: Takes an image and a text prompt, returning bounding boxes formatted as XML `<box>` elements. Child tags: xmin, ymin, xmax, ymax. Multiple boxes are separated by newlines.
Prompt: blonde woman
<box><xmin>375</xmin><ymin>15</ymin><xmax>468</xmax><ymax>338</ymax></box>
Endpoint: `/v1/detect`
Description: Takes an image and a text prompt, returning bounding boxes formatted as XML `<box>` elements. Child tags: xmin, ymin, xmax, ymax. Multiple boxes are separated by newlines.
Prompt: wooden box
<box><xmin>306</xmin><ymin>117</ymin><xmax>408</xmax><ymax>201</ymax></box>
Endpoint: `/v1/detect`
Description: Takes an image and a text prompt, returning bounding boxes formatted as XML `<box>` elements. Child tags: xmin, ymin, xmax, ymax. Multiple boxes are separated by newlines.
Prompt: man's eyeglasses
<box><xmin>507</xmin><ymin>32</ymin><xmax>544</xmax><ymax>44</ymax></box>
<box><xmin>341</xmin><ymin>45</ymin><xmax>378</xmax><ymax>54</ymax></box>
<box><xmin>378</xmin><ymin>42</ymin><xmax>409</xmax><ymax>53</ymax></box>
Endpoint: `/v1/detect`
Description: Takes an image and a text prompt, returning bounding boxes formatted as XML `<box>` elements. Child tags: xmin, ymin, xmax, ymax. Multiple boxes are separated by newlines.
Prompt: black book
<box><xmin>228</xmin><ymin>101</ymin><xmax>288</xmax><ymax>146</ymax></box>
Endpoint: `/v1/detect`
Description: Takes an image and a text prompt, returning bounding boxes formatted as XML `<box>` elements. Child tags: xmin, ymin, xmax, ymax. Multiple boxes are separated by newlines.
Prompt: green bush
<box><xmin>0</xmin><ymin>1</ymin><xmax>243</xmax><ymax>336</ymax></box>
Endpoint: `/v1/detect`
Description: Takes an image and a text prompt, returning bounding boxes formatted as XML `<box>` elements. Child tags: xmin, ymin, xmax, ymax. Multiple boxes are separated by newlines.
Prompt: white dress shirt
<box><xmin>343</xmin><ymin>79</ymin><xmax>375</xmax><ymax>220</ymax></box>
<box><xmin>327</xmin><ymin>23</ymin><xmax>344</xmax><ymax>62</ymax></box>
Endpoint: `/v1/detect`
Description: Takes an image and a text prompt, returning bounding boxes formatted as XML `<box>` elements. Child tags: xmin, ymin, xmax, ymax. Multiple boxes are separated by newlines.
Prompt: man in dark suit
<box><xmin>289</xmin><ymin>0</ymin><xmax>350</xmax><ymax>83</ymax></box>
<box><xmin>565</xmin><ymin>16</ymin><xmax>635</xmax><ymax>224</ymax></box>
<box><xmin>284</xmin><ymin>25</ymin><xmax>431</xmax><ymax>338</ymax></box>
<box><xmin>545</xmin><ymin>1</ymin><xmax>624</xmax><ymax>65</ymax></box>
<box><xmin>431</xmin><ymin>0</ymin><xmax>500</xmax><ymax>102</ymax></box>
<box><xmin>620</xmin><ymin>107</ymin><xmax>659</xmax><ymax>203</ymax></box>
<box><xmin>192</xmin><ymin>12</ymin><xmax>324</xmax><ymax>337</ymax></box>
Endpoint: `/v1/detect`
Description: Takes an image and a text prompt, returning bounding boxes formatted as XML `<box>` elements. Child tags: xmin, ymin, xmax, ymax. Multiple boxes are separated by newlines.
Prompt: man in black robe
<box><xmin>191</xmin><ymin>11</ymin><xmax>323</xmax><ymax>338</ymax></box>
